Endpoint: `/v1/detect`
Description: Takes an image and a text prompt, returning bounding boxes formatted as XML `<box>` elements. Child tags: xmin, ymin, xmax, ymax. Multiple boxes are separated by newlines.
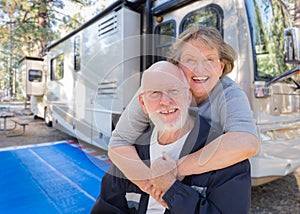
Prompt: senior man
<box><xmin>91</xmin><ymin>61</ymin><xmax>251</xmax><ymax>214</ymax></box>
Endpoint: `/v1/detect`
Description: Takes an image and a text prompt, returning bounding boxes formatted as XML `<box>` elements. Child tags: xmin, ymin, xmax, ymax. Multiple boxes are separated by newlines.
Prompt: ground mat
<box><xmin>0</xmin><ymin>141</ymin><xmax>110</xmax><ymax>213</ymax></box>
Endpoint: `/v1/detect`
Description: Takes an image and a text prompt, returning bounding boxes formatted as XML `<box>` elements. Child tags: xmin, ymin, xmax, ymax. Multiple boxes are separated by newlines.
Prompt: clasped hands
<box><xmin>144</xmin><ymin>152</ymin><xmax>179</xmax><ymax>208</ymax></box>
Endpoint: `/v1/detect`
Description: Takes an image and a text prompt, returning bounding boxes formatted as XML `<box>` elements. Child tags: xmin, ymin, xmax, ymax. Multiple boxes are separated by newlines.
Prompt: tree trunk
<box><xmin>295</xmin><ymin>0</ymin><xmax>300</xmax><ymax>27</ymax></box>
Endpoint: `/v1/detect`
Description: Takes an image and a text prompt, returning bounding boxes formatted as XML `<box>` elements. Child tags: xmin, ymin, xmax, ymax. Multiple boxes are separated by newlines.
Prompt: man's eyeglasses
<box><xmin>142</xmin><ymin>88</ymin><xmax>189</xmax><ymax>101</ymax></box>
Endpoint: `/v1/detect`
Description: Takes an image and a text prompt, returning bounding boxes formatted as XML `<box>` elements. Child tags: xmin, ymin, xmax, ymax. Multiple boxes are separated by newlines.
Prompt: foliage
<box><xmin>0</xmin><ymin>0</ymin><xmax>109</xmax><ymax>98</ymax></box>
<box><xmin>0</xmin><ymin>0</ymin><xmax>94</xmax><ymax>57</ymax></box>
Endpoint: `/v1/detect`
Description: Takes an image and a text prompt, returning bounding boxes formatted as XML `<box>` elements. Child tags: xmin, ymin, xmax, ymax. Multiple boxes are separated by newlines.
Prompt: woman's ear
<box><xmin>138</xmin><ymin>93</ymin><xmax>148</xmax><ymax>114</ymax></box>
<box><xmin>220</xmin><ymin>59</ymin><xmax>226</xmax><ymax>71</ymax></box>
<box><xmin>219</xmin><ymin>59</ymin><xmax>227</xmax><ymax>78</ymax></box>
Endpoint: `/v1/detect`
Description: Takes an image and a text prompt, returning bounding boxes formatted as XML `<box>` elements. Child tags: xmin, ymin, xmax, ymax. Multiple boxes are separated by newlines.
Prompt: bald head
<box><xmin>141</xmin><ymin>61</ymin><xmax>189</xmax><ymax>92</ymax></box>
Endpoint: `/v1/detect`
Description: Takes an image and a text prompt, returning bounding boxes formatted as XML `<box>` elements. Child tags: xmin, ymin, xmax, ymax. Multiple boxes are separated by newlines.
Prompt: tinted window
<box><xmin>29</xmin><ymin>70</ymin><xmax>42</xmax><ymax>82</ymax></box>
<box><xmin>154</xmin><ymin>20</ymin><xmax>176</xmax><ymax>61</ymax></box>
<box><xmin>51</xmin><ymin>54</ymin><xmax>64</xmax><ymax>80</ymax></box>
<box><xmin>74</xmin><ymin>36</ymin><xmax>80</xmax><ymax>71</ymax></box>
<box><xmin>180</xmin><ymin>4</ymin><xmax>223</xmax><ymax>35</ymax></box>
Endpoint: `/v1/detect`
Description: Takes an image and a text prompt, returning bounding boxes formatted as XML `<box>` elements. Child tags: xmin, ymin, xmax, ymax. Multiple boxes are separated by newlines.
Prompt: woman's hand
<box><xmin>149</xmin><ymin>152</ymin><xmax>177</xmax><ymax>192</ymax></box>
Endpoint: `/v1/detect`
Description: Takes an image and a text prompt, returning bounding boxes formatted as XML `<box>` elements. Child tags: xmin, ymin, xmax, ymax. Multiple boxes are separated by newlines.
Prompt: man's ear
<box><xmin>138</xmin><ymin>93</ymin><xmax>148</xmax><ymax>114</ymax></box>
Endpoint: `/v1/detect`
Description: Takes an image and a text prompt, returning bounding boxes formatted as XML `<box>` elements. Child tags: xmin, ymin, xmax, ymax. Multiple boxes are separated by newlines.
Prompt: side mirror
<box><xmin>284</xmin><ymin>27</ymin><xmax>300</xmax><ymax>63</ymax></box>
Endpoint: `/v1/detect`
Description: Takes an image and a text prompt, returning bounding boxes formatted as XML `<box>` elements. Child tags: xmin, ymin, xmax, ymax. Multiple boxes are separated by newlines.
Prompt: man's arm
<box><xmin>177</xmin><ymin>131</ymin><xmax>259</xmax><ymax>177</ymax></box>
<box><xmin>150</xmin><ymin>155</ymin><xmax>252</xmax><ymax>214</ymax></box>
<box><xmin>90</xmin><ymin>166</ymin><xmax>130</xmax><ymax>214</ymax></box>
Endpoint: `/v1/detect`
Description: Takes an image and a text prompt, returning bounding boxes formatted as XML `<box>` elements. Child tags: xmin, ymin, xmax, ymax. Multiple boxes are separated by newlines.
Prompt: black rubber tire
<box><xmin>44</xmin><ymin>107</ymin><xmax>53</xmax><ymax>127</ymax></box>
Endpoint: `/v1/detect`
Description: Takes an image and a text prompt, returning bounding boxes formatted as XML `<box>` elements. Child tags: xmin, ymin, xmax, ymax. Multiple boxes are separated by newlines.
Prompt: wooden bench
<box><xmin>4</xmin><ymin>118</ymin><xmax>30</xmax><ymax>137</ymax></box>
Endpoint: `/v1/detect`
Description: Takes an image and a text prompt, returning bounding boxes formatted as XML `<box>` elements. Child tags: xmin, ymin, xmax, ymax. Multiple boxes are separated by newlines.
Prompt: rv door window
<box><xmin>74</xmin><ymin>36</ymin><xmax>80</xmax><ymax>71</ymax></box>
<box><xmin>180</xmin><ymin>4</ymin><xmax>223</xmax><ymax>35</ymax></box>
<box><xmin>51</xmin><ymin>54</ymin><xmax>64</xmax><ymax>80</ymax></box>
<box><xmin>154</xmin><ymin>20</ymin><xmax>176</xmax><ymax>61</ymax></box>
<box><xmin>28</xmin><ymin>70</ymin><xmax>42</xmax><ymax>82</ymax></box>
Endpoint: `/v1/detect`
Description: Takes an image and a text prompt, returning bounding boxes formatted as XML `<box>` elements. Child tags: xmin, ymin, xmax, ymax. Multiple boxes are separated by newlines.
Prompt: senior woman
<box><xmin>107</xmin><ymin>25</ymin><xmax>259</xmax><ymax>196</ymax></box>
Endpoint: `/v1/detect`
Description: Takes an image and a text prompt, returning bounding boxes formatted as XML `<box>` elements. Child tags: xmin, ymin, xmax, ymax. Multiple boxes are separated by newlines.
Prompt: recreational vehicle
<box><xmin>20</xmin><ymin>0</ymin><xmax>300</xmax><ymax>185</ymax></box>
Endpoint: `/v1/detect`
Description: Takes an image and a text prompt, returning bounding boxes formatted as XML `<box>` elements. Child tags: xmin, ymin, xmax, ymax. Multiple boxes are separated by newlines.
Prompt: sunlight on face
<box><xmin>140</xmin><ymin>62</ymin><xmax>191</xmax><ymax>134</ymax></box>
<box><xmin>179</xmin><ymin>39</ymin><xmax>225</xmax><ymax>104</ymax></box>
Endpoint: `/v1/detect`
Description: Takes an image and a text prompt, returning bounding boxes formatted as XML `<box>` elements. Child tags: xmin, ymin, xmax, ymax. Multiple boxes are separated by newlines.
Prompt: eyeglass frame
<box><xmin>141</xmin><ymin>87</ymin><xmax>190</xmax><ymax>101</ymax></box>
<box><xmin>180</xmin><ymin>56</ymin><xmax>221</xmax><ymax>70</ymax></box>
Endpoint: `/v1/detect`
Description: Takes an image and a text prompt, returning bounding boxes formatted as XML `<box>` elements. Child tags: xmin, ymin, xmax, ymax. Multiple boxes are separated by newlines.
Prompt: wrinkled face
<box><xmin>179</xmin><ymin>39</ymin><xmax>225</xmax><ymax>104</ymax></box>
<box><xmin>139</xmin><ymin>69</ymin><xmax>191</xmax><ymax>133</ymax></box>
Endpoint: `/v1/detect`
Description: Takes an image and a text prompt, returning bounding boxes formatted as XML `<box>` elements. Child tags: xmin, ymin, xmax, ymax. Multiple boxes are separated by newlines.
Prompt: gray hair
<box><xmin>168</xmin><ymin>25</ymin><xmax>236</xmax><ymax>77</ymax></box>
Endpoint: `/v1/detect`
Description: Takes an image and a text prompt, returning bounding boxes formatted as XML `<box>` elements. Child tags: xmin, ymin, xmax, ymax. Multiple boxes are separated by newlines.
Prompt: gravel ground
<box><xmin>1</xmin><ymin>102</ymin><xmax>300</xmax><ymax>213</ymax></box>
<box><xmin>251</xmin><ymin>168</ymin><xmax>300</xmax><ymax>213</ymax></box>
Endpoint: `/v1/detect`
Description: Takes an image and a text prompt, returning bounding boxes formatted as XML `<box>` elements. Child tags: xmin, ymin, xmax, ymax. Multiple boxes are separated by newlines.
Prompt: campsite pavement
<box><xmin>0</xmin><ymin>102</ymin><xmax>299</xmax><ymax>213</ymax></box>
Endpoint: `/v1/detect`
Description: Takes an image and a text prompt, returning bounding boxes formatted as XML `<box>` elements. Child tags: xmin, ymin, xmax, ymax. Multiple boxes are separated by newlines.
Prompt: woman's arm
<box><xmin>108</xmin><ymin>146</ymin><xmax>150</xmax><ymax>188</ymax></box>
<box><xmin>177</xmin><ymin>80</ymin><xmax>259</xmax><ymax>177</ymax></box>
<box><xmin>177</xmin><ymin>131</ymin><xmax>259</xmax><ymax>177</ymax></box>
<box><xmin>108</xmin><ymin>90</ymin><xmax>150</xmax><ymax>189</ymax></box>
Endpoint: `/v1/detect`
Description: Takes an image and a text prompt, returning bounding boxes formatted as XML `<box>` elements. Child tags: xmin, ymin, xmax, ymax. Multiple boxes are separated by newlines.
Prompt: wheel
<box><xmin>44</xmin><ymin>107</ymin><xmax>53</xmax><ymax>127</ymax></box>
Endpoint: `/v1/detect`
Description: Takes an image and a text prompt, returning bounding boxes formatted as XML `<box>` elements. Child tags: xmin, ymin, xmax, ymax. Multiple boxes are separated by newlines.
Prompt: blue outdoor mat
<box><xmin>0</xmin><ymin>141</ymin><xmax>110</xmax><ymax>214</ymax></box>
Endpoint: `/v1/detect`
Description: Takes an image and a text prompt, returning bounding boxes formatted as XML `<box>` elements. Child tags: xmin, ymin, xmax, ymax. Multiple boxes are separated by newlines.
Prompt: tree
<box><xmin>0</xmin><ymin>0</ymin><xmax>97</xmax><ymax>57</ymax></box>
<box><xmin>295</xmin><ymin>0</ymin><xmax>300</xmax><ymax>27</ymax></box>
<box><xmin>0</xmin><ymin>0</ymin><xmax>104</xmax><ymax>98</ymax></box>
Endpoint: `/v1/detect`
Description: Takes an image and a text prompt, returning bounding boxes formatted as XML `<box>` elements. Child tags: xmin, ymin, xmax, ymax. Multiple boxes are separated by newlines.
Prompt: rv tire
<box><xmin>45</xmin><ymin>107</ymin><xmax>52</xmax><ymax>127</ymax></box>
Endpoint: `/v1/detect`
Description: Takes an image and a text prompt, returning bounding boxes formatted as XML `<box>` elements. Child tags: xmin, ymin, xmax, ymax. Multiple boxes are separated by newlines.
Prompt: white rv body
<box><xmin>43</xmin><ymin>7</ymin><xmax>141</xmax><ymax>149</ymax></box>
<box><xmin>18</xmin><ymin>57</ymin><xmax>47</xmax><ymax>117</ymax></box>
<box><xmin>20</xmin><ymin>0</ymin><xmax>300</xmax><ymax>185</ymax></box>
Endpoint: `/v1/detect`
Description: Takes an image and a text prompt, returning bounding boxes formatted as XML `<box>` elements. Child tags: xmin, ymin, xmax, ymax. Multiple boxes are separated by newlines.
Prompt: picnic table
<box><xmin>0</xmin><ymin>112</ymin><xmax>29</xmax><ymax>137</ymax></box>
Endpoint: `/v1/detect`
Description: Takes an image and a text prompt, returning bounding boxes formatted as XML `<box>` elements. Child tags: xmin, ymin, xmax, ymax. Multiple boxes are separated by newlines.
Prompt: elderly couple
<box><xmin>91</xmin><ymin>25</ymin><xmax>259</xmax><ymax>214</ymax></box>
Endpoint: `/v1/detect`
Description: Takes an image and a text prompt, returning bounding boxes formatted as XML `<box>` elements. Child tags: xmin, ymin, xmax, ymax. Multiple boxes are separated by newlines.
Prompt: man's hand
<box><xmin>149</xmin><ymin>152</ymin><xmax>178</xmax><ymax>192</ymax></box>
<box><xmin>149</xmin><ymin>187</ymin><xmax>168</xmax><ymax>208</ymax></box>
<box><xmin>132</xmin><ymin>179</ymin><xmax>152</xmax><ymax>193</ymax></box>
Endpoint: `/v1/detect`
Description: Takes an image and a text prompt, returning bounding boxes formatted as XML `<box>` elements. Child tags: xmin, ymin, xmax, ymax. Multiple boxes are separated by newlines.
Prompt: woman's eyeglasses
<box><xmin>180</xmin><ymin>57</ymin><xmax>220</xmax><ymax>70</ymax></box>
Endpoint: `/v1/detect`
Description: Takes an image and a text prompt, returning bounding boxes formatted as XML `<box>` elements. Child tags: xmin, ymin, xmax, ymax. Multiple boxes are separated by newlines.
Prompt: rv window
<box><xmin>74</xmin><ymin>36</ymin><xmax>81</xmax><ymax>71</ymax></box>
<box><xmin>154</xmin><ymin>20</ymin><xmax>176</xmax><ymax>61</ymax></box>
<box><xmin>28</xmin><ymin>70</ymin><xmax>42</xmax><ymax>82</ymax></box>
<box><xmin>51</xmin><ymin>54</ymin><xmax>64</xmax><ymax>80</ymax></box>
<box><xmin>246</xmin><ymin>0</ymin><xmax>294</xmax><ymax>80</ymax></box>
<box><xmin>180</xmin><ymin>4</ymin><xmax>223</xmax><ymax>35</ymax></box>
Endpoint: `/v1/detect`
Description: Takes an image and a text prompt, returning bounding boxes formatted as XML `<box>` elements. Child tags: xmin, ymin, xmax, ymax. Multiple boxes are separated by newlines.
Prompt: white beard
<box><xmin>147</xmin><ymin>105</ymin><xmax>189</xmax><ymax>135</ymax></box>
